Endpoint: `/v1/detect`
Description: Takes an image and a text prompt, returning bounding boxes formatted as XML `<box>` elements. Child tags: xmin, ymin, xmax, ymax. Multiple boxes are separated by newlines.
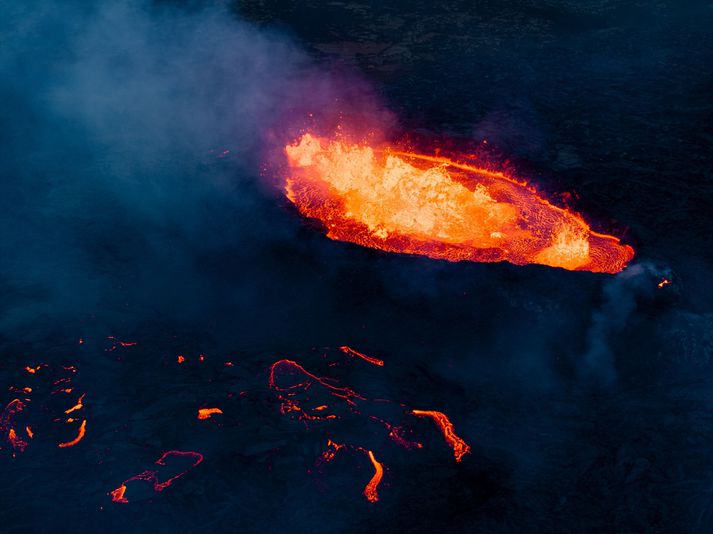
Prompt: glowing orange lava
<box><xmin>284</xmin><ymin>133</ymin><xmax>634</xmax><ymax>273</ymax></box>
<box><xmin>658</xmin><ymin>277</ymin><xmax>671</xmax><ymax>288</ymax></box>
<box><xmin>319</xmin><ymin>439</ymin><xmax>346</xmax><ymax>464</ymax></box>
<box><xmin>268</xmin><ymin>351</ymin><xmax>477</xmax><ymax>503</ymax></box>
<box><xmin>412</xmin><ymin>409</ymin><xmax>470</xmax><ymax>462</ymax></box>
<box><xmin>109</xmin><ymin>484</ymin><xmax>128</xmax><ymax>504</ymax></box>
<box><xmin>1</xmin><ymin>399</ymin><xmax>29</xmax><ymax>454</ymax></box>
<box><xmin>64</xmin><ymin>393</ymin><xmax>85</xmax><ymax>414</ymax></box>
<box><xmin>58</xmin><ymin>419</ymin><xmax>86</xmax><ymax>448</ymax></box>
<box><xmin>197</xmin><ymin>407</ymin><xmax>223</xmax><ymax>420</ymax></box>
<box><xmin>363</xmin><ymin>450</ymin><xmax>383</xmax><ymax>503</ymax></box>
<box><xmin>339</xmin><ymin>345</ymin><xmax>384</xmax><ymax>366</ymax></box>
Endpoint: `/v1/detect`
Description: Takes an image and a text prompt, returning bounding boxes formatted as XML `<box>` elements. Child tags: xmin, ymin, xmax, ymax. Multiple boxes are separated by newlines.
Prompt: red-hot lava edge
<box><xmin>282</xmin><ymin>132</ymin><xmax>634</xmax><ymax>273</ymax></box>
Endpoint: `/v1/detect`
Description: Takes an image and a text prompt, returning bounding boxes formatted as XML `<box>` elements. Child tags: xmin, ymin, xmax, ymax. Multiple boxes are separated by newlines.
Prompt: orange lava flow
<box><xmin>284</xmin><ymin>133</ymin><xmax>634</xmax><ymax>273</ymax></box>
<box><xmin>363</xmin><ymin>450</ymin><xmax>384</xmax><ymax>503</ymax></box>
<box><xmin>64</xmin><ymin>393</ymin><xmax>85</xmax><ymax>414</ymax></box>
<box><xmin>412</xmin><ymin>409</ymin><xmax>470</xmax><ymax>462</ymax></box>
<box><xmin>197</xmin><ymin>407</ymin><xmax>223</xmax><ymax>420</ymax></box>
<box><xmin>339</xmin><ymin>346</ymin><xmax>384</xmax><ymax>366</ymax></box>
<box><xmin>58</xmin><ymin>419</ymin><xmax>86</xmax><ymax>448</ymax></box>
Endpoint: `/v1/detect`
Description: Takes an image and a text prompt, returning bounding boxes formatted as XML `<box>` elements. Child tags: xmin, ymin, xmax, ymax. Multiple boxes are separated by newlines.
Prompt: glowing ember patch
<box><xmin>106</xmin><ymin>337</ymin><xmax>138</xmax><ymax>352</ymax></box>
<box><xmin>177</xmin><ymin>355</ymin><xmax>186</xmax><ymax>363</ymax></box>
<box><xmin>58</xmin><ymin>419</ymin><xmax>87</xmax><ymax>448</ymax></box>
<box><xmin>8</xmin><ymin>427</ymin><xmax>28</xmax><ymax>453</ymax></box>
<box><xmin>388</xmin><ymin>426</ymin><xmax>423</xmax><ymax>450</ymax></box>
<box><xmin>1</xmin><ymin>399</ymin><xmax>28</xmax><ymax>454</ymax></box>
<box><xmin>363</xmin><ymin>450</ymin><xmax>384</xmax><ymax>503</ymax></box>
<box><xmin>339</xmin><ymin>345</ymin><xmax>384</xmax><ymax>366</ymax></box>
<box><xmin>319</xmin><ymin>439</ymin><xmax>346</xmax><ymax>464</ymax></box>
<box><xmin>197</xmin><ymin>408</ymin><xmax>223</xmax><ymax>420</ymax></box>
<box><xmin>284</xmin><ymin>133</ymin><xmax>633</xmax><ymax>273</ymax></box>
<box><xmin>412</xmin><ymin>409</ymin><xmax>470</xmax><ymax>462</ymax></box>
<box><xmin>25</xmin><ymin>426</ymin><xmax>33</xmax><ymax>439</ymax></box>
<box><xmin>658</xmin><ymin>277</ymin><xmax>671</xmax><ymax>288</ymax></box>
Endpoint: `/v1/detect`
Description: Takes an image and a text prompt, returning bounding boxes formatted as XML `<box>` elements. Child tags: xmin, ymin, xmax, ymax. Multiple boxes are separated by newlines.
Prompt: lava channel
<box><xmin>283</xmin><ymin>133</ymin><xmax>634</xmax><ymax>273</ymax></box>
<box><xmin>412</xmin><ymin>409</ymin><xmax>470</xmax><ymax>462</ymax></box>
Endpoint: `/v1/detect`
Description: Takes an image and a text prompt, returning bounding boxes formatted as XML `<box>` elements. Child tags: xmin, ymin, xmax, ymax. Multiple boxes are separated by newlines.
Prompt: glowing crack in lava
<box><xmin>109</xmin><ymin>450</ymin><xmax>204</xmax><ymax>504</ymax></box>
<box><xmin>284</xmin><ymin>133</ymin><xmax>634</xmax><ymax>273</ymax></box>
<box><xmin>412</xmin><ymin>409</ymin><xmax>470</xmax><ymax>462</ymax></box>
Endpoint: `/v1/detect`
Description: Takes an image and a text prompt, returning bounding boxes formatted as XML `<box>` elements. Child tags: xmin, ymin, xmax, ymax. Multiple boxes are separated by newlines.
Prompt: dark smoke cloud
<box><xmin>0</xmin><ymin>0</ymin><xmax>393</xmax><ymax>339</ymax></box>
<box><xmin>580</xmin><ymin>262</ymin><xmax>665</xmax><ymax>387</ymax></box>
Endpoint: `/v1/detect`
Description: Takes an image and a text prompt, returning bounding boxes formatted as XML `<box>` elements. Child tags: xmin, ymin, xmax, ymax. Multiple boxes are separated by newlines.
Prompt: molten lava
<box><xmin>412</xmin><ymin>409</ymin><xmax>470</xmax><ymax>462</ymax></box>
<box><xmin>284</xmin><ymin>133</ymin><xmax>634</xmax><ymax>273</ymax></box>
<box><xmin>197</xmin><ymin>407</ymin><xmax>223</xmax><ymax>420</ymax></box>
<box><xmin>339</xmin><ymin>345</ymin><xmax>384</xmax><ymax>366</ymax></box>
<box><xmin>64</xmin><ymin>393</ymin><xmax>85</xmax><ymax>414</ymax></box>
<box><xmin>268</xmin><ymin>348</ymin><xmax>473</xmax><ymax>503</ymax></box>
<box><xmin>58</xmin><ymin>419</ymin><xmax>86</xmax><ymax>448</ymax></box>
<box><xmin>363</xmin><ymin>450</ymin><xmax>383</xmax><ymax>503</ymax></box>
